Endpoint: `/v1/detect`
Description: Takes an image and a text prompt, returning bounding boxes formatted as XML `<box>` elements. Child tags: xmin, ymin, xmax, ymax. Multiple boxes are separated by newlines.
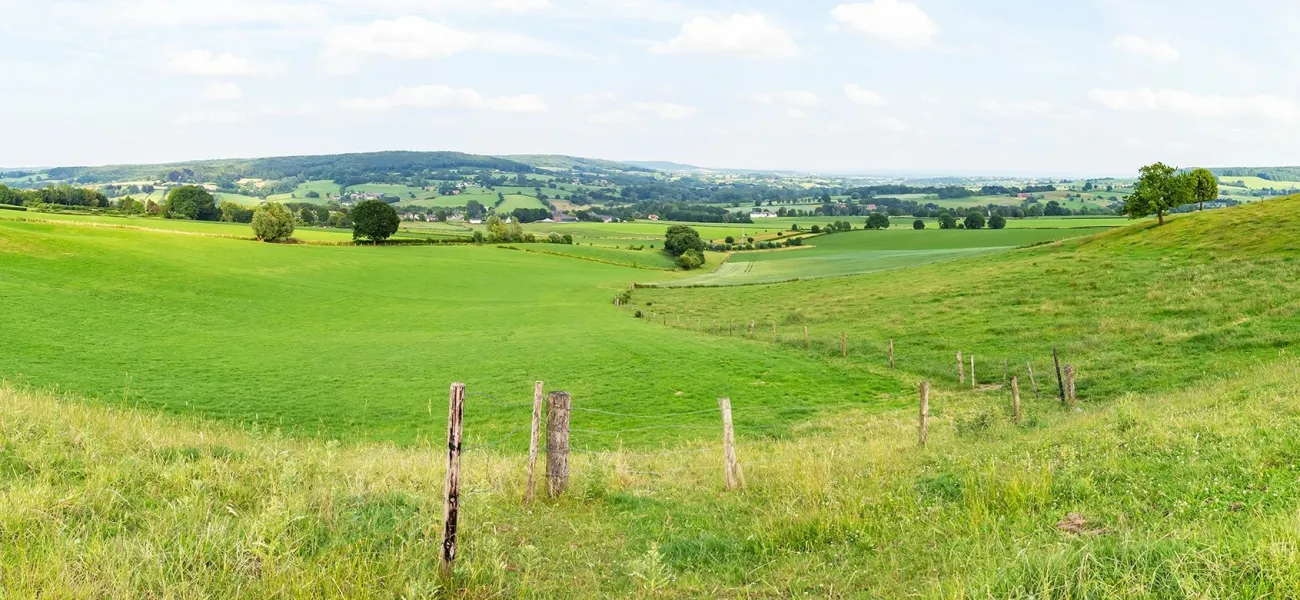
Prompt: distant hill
<box><xmin>1210</xmin><ymin>167</ymin><xmax>1300</xmax><ymax>181</ymax></box>
<box><xmin>501</xmin><ymin>155</ymin><xmax>650</xmax><ymax>173</ymax></box>
<box><xmin>623</xmin><ymin>161</ymin><xmax>709</xmax><ymax>173</ymax></box>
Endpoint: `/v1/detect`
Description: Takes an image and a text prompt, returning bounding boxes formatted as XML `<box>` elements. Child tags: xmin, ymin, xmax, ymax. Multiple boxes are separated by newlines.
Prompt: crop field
<box><xmin>0</xmin><ymin>210</ymin><xmax>368</xmax><ymax>242</ymax></box>
<box><xmin>496</xmin><ymin>194</ymin><xmax>547</xmax><ymax>212</ymax></box>
<box><xmin>1219</xmin><ymin>175</ymin><xmax>1300</xmax><ymax>190</ymax></box>
<box><xmin>656</xmin><ymin>227</ymin><xmax>1107</xmax><ymax>286</ymax></box>
<box><xmin>6</xmin><ymin>197</ymin><xmax>1300</xmax><ymax>597</ymax></box>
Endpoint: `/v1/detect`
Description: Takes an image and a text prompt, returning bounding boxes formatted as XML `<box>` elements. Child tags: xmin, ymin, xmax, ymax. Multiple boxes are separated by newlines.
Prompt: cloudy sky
<box><xmin>4</xmin><ymin>0</ymin><xmax>1300</xmax><ymax>175</ymax></box>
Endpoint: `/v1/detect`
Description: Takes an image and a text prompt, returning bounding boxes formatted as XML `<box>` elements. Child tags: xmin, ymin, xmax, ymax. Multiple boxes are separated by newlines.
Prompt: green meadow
<box><xmin>5</xmin><ymin>197</ymin><xmax>1300</xmax><ymax>597</ymax></box>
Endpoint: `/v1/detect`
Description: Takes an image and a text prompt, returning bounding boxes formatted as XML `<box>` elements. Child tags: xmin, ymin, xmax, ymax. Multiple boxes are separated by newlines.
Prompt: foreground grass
<box><xmin>6</xmin><ymin>356</ymin><xmax>1300</xmax><ymax>598</ymax></box>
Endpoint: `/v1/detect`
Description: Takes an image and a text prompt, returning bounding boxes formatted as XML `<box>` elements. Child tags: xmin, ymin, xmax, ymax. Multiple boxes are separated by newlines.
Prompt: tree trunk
<box><xmin>1158</xmin><ymin>210</ymin><xmax>1165</xmax><ymax>226</ymax></box>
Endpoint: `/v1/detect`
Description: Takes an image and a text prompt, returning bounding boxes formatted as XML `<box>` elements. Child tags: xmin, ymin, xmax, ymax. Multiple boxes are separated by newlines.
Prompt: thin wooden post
<box><xmin>841</xmin><ymin>332</ymin><xmax>847</xmax><ymax>358</ymax></box>
<box><xmin>804</xmin><ymin>326</ymin><xmax>809</xmax><ymax>347</ymax></box>
<box><xmin>440</xmin><ymin>382</ymin><xmax>466</xmax><ymax>579</ymax></box>
<box><xmin>1064</xmin><ymin>365</ymin><xmax>1076</xmax><ymax>406</ymax></box>
<box><xmin>712</xmin><ymin>319</ymin><xmax>717</xmax><ymax>332</ymax></box>
<box><xmin>970</xmin><ymin>355</ymin><xmax>976</xmax><ymax>389</ymax></box>
<box><xmin>718</xmin><ymin>397</ymin><xmax>744</xmax><ymax>490</ymax></box>
<box><xmin>749</xmin><ymin>320</ymin><xmax>755</xmax><ymax>336</ymax></box>
<box><xmin>919</xmin><ymin>381</ymin><xmax>930</xmax><ymax>446</ymax></box>
<box><xmin>525</xmin><ymin>381</ymin><xmax>544</xmax><ymax>503</ymax></box>
<box><xmin>1011</xmin><ymin>376</ymin><xmax>1022</xmax><ymax>424</ymax></box>
<box><xmin>1027</xmin><ymin>361</ymin><xmax>1039</xmax><ymax>397</ymax></box>
<box><xmin>957</xmin><ymin>351</ymin><xmax>965</xmax><ymax>384</ymax></box>
<box><xmin>888</xmin><ymin>339</ymin><xmax>895</xmax><ymax>369</ymax></box>
<box><xmin>1053</xmin><ymin>348</ymin><xmax>1066</xmax><ymax>405</ymax></box>
<box><xmin>546</xmin><ymin>391</ymin><xmax>571</xmax><ymax>497</ymax></box>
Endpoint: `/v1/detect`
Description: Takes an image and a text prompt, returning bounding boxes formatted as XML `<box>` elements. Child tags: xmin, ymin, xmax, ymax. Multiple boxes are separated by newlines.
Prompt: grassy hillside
<box><xmin>636</xmin><ymin>196</ymin><xmax>1300</xmax><ymax>401</ymax></box>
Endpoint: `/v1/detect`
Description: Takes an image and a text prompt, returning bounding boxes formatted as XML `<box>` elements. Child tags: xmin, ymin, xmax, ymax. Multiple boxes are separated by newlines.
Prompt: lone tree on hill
<box><xmin>1189</xmin><ymin>168</ymin><xmax>1219</xmax><ymax>212</ymax></box>
<box><xmin>351</xmin><ymin>199</ymin><xmax>400</xmax><ymax>243</ymax></box>
<box><xmin>866</xmin><ymin>213</ymin><xmax>891</xmax><ymax>230</ymax></box>
<box><xmin>163</xmin><ymin>185</ymin><xmax>216</xmax><ymax>220</ymax></box>
<box><xmin>1123</xmin><ymin>162</ymin><xmax>1193</xmax><ymax>225</ymax></box>
<box><xmin>251</xmin><ymin>202</ymin><xmax>295</xmax><ymax>242</ymax></box>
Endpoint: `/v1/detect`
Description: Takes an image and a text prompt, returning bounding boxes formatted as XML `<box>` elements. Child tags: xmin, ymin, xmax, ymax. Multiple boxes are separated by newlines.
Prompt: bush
<box><xmin>810</xmin><ymin>225</ymin><xmax>821</xmax><ymax>233</ymax></box>
<box><xmin>939</xmin><ymin>215</ymin><xmax>957</xmax><ymax>229</ymax></box>
<box><xmin>251</xmin><ymin>202</ymin><xmax>295</xmax><ymax>242</ymax></box>
<box><xmin>675</xmin><ymin>249</ymin><xmax>705</xmax><ymax>270</ymax></box>
<box><xmin>913</xmin><ymin>219</ymin><xmax>926</xmax><ymax>230</ymax></box>
<box><xmin>164</xmin><ymin>186</ymin><xmax>217</xmax><ymax>220</ymax></box>
<box><xmin>351</xmin><ymin>199</ymin><xmax>400</xmax><ymax>242</ymax></box>
<box><xmin>989</xmin><ymin>214</ymin><xmax>1007</xmax><ymax>230</ymax></box>
<box><xmin>472</xmin><ymin>231</ymin><xmax>486</xmax><ymax>244</ymax></box>
<box><xmin>219</xmin><ymin>200</ymin><xmax>254</xmax><ymax>223</ymax></box>
<box><xmin>725</xmin><ymin>236</ymin><xmax>735</xmax><ymax>244</ymax></box>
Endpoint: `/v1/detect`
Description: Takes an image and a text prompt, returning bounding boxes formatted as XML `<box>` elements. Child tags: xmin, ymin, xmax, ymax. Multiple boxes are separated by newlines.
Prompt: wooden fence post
<box><xmin>718</xmin><ymin>397</ymin><xmax>745</xmax><ymax>490</ymax></box>
<box><xmin>1027</xmin><ymin>361</ymin><xmax>1039</xmax><ymax>397</ymax></box>
<box><xmin>440</xmin><ymin>382</ymin><xmax>466</xmax><ymax>579</ymax></box>
<box><xmin>841</xmin><ymin>332</ymin><xmax>847</xmax><ymax>358</ymax></box>
<box><xmin>1064</xmin><ymin>365</ymin><xmax>1076</xmax><ymax>406</ymax></box>
<box><xmin>525</xmin><ymin>381</ymin><xmax>544</xmax><ymax>503</ymax></box>
<box><xmin>919</xmin><ymin>381</ymin><xmax>930</xmax><ymax>446</ymax></box>
<box><xmin>970</xmin><ymin>355</ymin><xmax>976</xmax><ymax>389</ymax></box>
<box><xmin>749</xmin><ymin>320</ymin><xmax>755</xmax><ymax>336</ymax></box>
<box><xmin>1011</xmin><ymin>376</ymin><xmax>1022</xmax><ymax>424</ymax></box>
<box><xmin>957</xmin><ymin>351</ymin><xmax>965</xmax><ymax>385</ymax></box>
<box><xmin>888</xmin><ymin>339</ymin><xmax>895</xmax><ymax>369</ymax></box>
<box><xmin>1053</xmin><ymin>349</ymin><xmax>1066</xmax><ymax>405</ymax></box>
<box><xmin>729</xmin><ymin>322</ymin><xmax>734</xmax><ymax>336</ymax></box>
<box><xmin>546</xmin><ymin>391</ymin><xmax>571</xmax><ymax>498</ymax></box>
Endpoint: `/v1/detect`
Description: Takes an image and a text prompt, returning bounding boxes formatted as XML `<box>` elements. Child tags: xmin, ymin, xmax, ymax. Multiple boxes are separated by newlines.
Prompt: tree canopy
<box><xmin>251</xmin><ymin>202</ymin><xmax>295</xmax><ymax>242</ymax></box>
<box><xmin>664</xmin><ymin>225</ymin><xmax>706</xmax><ymax>257</ymax></box>
<box><xmin>163</xmin><ymin>186</ymin><xmax>217</xmax><ymax>220</ymax></box>
<box><xmin>1123</xmin><ymin>162</ymin><xmax>1192</xmax><ymax>225</ymax></box>
<box><xmin>351</xmin><ymin>199</ymin><xmax>400</xmax><ymax>242</ymax></box>
<box><xmin>1189</xmin><ymin>168</ymin><xmax>1219</xmax><ymax>212</ymax></box>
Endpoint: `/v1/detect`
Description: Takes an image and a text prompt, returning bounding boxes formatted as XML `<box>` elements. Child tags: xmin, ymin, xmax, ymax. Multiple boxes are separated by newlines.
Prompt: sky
<box><xmin>4</xmin><ymin>0</ymin><xmax>1300</xmax><ymax>176</ymax></box>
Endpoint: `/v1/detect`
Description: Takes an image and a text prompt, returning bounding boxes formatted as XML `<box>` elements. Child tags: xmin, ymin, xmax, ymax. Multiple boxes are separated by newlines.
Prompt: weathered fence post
<box><xmin>888</xmin><ymin>339</ymin><xmax>895</xmax><ymax>369</ymax></box>
<box><xmin>1053</xmin><ymin>349</ymin><xmax>1066</xmax><ymax>405</ymax></box>
<box><xmin>841</xmin><ymin>332</ymin><xmax>847</xmax><ymax>358</ymax></box>
<box><xmin>712</xmin><ymin>319</ymin><xmax>717</xmax><ymax>332</ymax></box>
<box><xmin>718</xmin><ymin>397</ymin><xmax>745</xmax><ymax>490</ymax></box>
<box><xmin>1027</xmin><ymin>361</ymin><xmax>1039</xmax><ymax>397</ymax></box>
<box><xmin>440</xmin><ymin>382</ymin><xmax>466</xmax><ymax>579</ymax></box>
<box><xmin>546</xmin><ymin>391</ymin><xmax>571</xmax><ymax>498</ymax></box>
<box><xmin>919</xmin><ymin>381</ymin><xmax>930</xmax><ymax>446</ymax></box>
<box><xmin>1011</xmin><ymin>376</ymin><xmax>1022</xmax><ymax>424</ymax></box>
<box><xmin>957</xmin><ymin>351</ymin><xmax>965</xmax><ymax>385</ymax></box>
<box><xmin>1064</xmin><ymin>365</ymin><xmax>1077</xmax><ymax>406</ymax></box>
<box><xmin>970</xmin><ymin>355</ymin><xmax>976</xmax><ymax>389</ymax></box>
<box><xmin>729</xmin><ymin>322</ymin><xmax>734</xmax><ymax>336</ymax></box>
<box><xmin>525</xmin><ymin>381</ymin><xmax>544</xmax><ymax>503</ymax></box>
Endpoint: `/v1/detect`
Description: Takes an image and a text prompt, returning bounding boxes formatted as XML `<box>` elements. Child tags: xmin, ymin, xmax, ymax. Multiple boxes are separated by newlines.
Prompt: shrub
<box><xmin>675</xmin><ymin>249</ymin><xmax>705</xmax><ymax>270</ymax></box>
<box><xmin>219</xmin><ymin>200</ymin><xmax>253</xmax><ymax>223</ymax></box>
<box><xmin>472</xmin><ymin>231</ymin><xmax>486</xmax><ymax>244</ymax></box>
<box><xmin>351</xmin><ymin>199</ymin><xmax>400</xmax><ymax>242</ymax></box>
<box><xmin>251</xmin><ymin>202</ymin><xmax>295</xmax><ymax>242</ymax></box>
<box><xmin>913</xmin><ymin>219</ymin><xmax>926</xmax><ymax>230</ymax></box>
<box><xmin>725</xmin><ymin>236</ymin><xmax>735</xmax><ymax>244</ymax></box>
<box><xmin>964</xmin><ymin>212</ymin><xmax>986</xmax><ymax>230</ymax></box>
<box><xmin>810</xmin><ymin>225</ymin><xmax>821</xmax><ymax>233</ymax></box>
<box><xmin>939</xmin><ymin>215</ymin><xmax>957</xmax><ymax>229</ymax></box>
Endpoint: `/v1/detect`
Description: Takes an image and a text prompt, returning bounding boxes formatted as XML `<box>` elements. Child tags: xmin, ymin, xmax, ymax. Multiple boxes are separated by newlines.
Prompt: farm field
<box><xmin>0</xmin><ymin>210</ymin><xmax>363</xmax><ymax>242</ymax></box>
<box><xmin>495</xmin><ymin>194</ymin><xmax>546</xmax><ymax>212</ymax></box>
<box><xmin>1218</xmin><ymin>175</ymin><xmax>1300</xmax><ymax>190</ymax></box>
<box><xmin>655</xmin><ymin>227</ymin><xmax>1110</xmax><ymax>286</ymax></box>
<box><xmin>0</xmin><ymin>218</ymin><xmax>902</xmax><ymax>447</ymax></box>
<box><xmin>6</xmin><ymin>197</ymin><xmax>1300</xmax><ymax>596</ymax></box>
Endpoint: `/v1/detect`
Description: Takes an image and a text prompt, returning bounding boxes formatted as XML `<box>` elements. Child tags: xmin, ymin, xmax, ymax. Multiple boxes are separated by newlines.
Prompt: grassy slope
<box><xmin>0</xmin><ymin>219</ymin><xmax>902</xmax><ymax>447</ymax></box>
<box><xmin>637</xmin><ymin>197</ymin><xmax>1300</xmax><ymax>402</ymax></box>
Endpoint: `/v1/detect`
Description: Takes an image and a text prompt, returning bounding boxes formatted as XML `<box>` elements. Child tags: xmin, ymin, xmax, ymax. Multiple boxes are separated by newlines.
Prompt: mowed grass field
<box><xmin>7</xmin><ymin>198</ymin><xmax>1300</xmax><ymax>596</ymax></box>
<box><xmin>0</xmin><ymin>218</ymin><xmax>903</xmax><ymax>447</ymax></box>
<box><xmin>0</xmin><ymin>210</ymin><xmax>361</xmax><ymax>242</ymax></box>
<box><xmin>658</xmin><ymin>227</ymin><xmax>1109</xmax><ymax>286</ymax></box>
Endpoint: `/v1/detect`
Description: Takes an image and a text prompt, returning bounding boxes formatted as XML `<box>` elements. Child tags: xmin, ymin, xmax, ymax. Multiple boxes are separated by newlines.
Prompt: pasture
<box><xmin>6</xmin><ymin>197</ymin><xmax>1300</xmax><ymax>597</ymax></box>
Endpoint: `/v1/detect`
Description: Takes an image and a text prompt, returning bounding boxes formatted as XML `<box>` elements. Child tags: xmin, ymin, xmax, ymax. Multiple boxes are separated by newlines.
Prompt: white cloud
<box><xmin>652</xmin><ymin>13</ymin><xmax>799</xmax><ymax>59</ymax></box>
<box><xmin>167</xmin><ymin>50</ymin><xmax>281</xmax><ymax>77</ymax></box>
<box><xmin>752</xmin><ymin>91</ymin><xmax>821</xmax><ymax>107</ymax></box>
<box><xmin>590</xmin><ymin>109</ymin><xmax>639</xmax><ymax>125</ymax></box>
<box><xmin>1111</xmin><ymin>35</ymin><xmax>1179</xmax><ymax>62</ymax></box>
<box><xmin>843</xmin><ymin>84</ymin><xmax>885</xmax><ymax>106</ymax></box>
<box><xmin>322</xmin><ymin>16</ymin><xmax>564</xmax><ymax>73</ymax></box>
<box><xmin>1088</xmin><ymin>88</ymin><xmax>1300</xmax><ymax>120</ymax></box>
<box><xmin>489</xmin><ymin>0</ymin><xmax>552</xmax><ymax>12</ymax></box>
<box><xmin>342</xmin><ymin>85</ymin><xmax>547</xmax><ymax>113</ymax></box>
<box><xmin>831</xmin><ymin>0</ymin><xmax>939</xmax><ymax>49</ymax></box>
<box><xmin>202</xmin><ymin>81</ymin><xmax>244</xmax><ymax>101</ymax></box>
<box><xmin>982</xmin><ymin>100</ymin><xmax>1089</xmax><ymax>121</ymax></box>
<box><xmin>878</xmin><ymin>117</ymin><xmax>908</xmax><ymax>132</ymax></box>
<box><xmin>785</xmin><ymin>108</ymin><xmax>807</xmax><ymax>120</ymax></box>
<box><xmin>630</xmin><ymin>102</ymin><xmax>697</xmax><ymax>120</ymax></box>
<box><xmin>175</xmin><ymin>110</ymin><xmax>247</xmax><ymax>126</ymax></box>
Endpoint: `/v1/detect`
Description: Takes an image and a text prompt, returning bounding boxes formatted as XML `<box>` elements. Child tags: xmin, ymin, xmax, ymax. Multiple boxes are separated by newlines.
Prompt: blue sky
<box><xmin>4</xmin><ymin>0</ymin><xmax>1300</xmax><ymax>175</ymax></box>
